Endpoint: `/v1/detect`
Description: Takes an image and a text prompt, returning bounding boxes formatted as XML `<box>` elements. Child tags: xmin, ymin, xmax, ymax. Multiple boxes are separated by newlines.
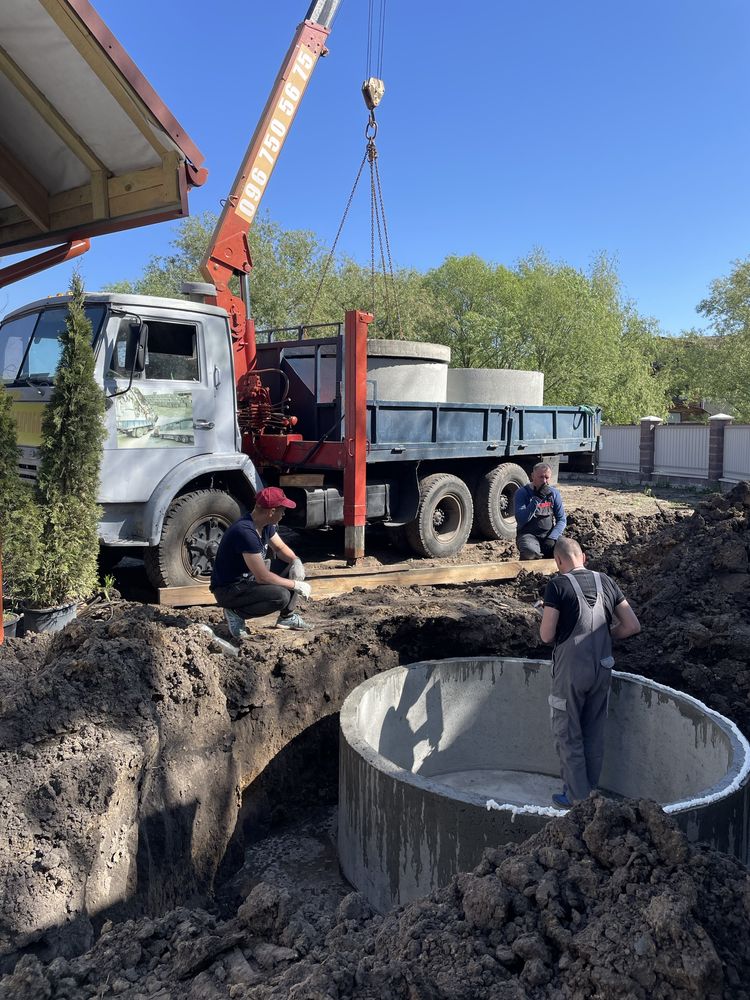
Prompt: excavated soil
<box><xmin>1</xmin><ymin>482</ymin><xmax>749</xmax><ymax>999</ymax></box>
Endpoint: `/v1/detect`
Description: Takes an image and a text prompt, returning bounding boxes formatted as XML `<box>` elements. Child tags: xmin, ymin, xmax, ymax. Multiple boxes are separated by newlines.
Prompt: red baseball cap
<box><xmin>255</xmin><ymin>486</ymin><xmax>296</xmax><ymax>509</ymax></box>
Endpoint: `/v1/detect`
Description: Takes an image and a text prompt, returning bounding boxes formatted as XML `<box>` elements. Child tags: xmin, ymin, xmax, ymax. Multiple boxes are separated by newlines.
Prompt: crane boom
<box><xmin>200</xmin><ymin>1</ymin><xmax>342</xmax><ymax>378</ymax></box>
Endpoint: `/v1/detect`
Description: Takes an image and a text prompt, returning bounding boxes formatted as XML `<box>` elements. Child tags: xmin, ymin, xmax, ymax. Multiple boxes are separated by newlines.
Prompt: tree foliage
<box><xmin>107</xmin><ymin>212</ymin><xmax>431</xmax><ymax>339</ymax></box>
<box><xmin>0</xmin><ymin>386</ymin><xmax>42</xmax><ymax>603</ymax></box>
<box><xmin>108</xmin><ymin>216</ymin><xmax>674</xmax><ymax>423</ymax></box>
<box><xmin>29</xmin><ymin>272</ymin><xmax>106</xmax><ymax>607</ymax></box>
<box><xmin>688</xmin><ymin>256</ymin><xmax>750</xmax><ymax>419</ymax></box>
<box><xmin>423</xmin><ymin>252</ymin><xmax>667</xmax><ymax>423</ymax></box>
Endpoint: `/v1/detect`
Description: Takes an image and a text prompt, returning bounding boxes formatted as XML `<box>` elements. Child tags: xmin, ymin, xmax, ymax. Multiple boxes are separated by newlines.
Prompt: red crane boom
<box><xmin>200</xmin><ymin>1</ymin><xmax>342</xmax><ymax>382</ymax></box>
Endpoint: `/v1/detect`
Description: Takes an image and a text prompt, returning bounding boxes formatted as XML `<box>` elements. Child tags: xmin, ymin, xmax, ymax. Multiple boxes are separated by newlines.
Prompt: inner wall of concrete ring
<box><xmin>338</xmin><ymin>657</ymin><xmax>750</xmax><ymax>913</ymax></box>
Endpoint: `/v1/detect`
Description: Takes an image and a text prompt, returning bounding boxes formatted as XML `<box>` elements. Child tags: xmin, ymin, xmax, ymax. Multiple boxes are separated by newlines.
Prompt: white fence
<box><xmin>597</xmin><ymin>425</ymin><xmax>639</xmax><ymax>473</ymax></box>
<box><xmin>653</xmin><ymin>424</ymin><xmax>709</xmax><ymax>478</ymax></box>
<box><xmin>597</xmin><ymin>420</ymin><xmax>750</xmax><ymax>486</ymax></box>
<box><xmin>723</xmin><ymin>425</ymin><xmax>750</xmax><ymax>484</ymax></box>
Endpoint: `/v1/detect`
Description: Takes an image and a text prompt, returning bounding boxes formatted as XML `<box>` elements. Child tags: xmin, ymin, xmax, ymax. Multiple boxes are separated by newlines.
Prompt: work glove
<box><xmin>288</xmin><ymin>558</ymin><xmax>306</xmax><ymax>581</ymax></box>
<box><xmin>293</xmin><ymin>579</ymin><xmax>312</xmax><ymax>600</ymax></box>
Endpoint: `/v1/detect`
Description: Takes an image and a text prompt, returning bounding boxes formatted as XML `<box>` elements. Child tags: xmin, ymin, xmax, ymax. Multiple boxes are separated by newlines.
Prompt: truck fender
<box><xmin>385</xmin><ymin>464</ymin><xmax>421</xmax><ymax>526</ymax></box>
<box><xmin>143</xmin><ymin>453</ymin><xmax>262</xmax><ymax>546</ymax></box>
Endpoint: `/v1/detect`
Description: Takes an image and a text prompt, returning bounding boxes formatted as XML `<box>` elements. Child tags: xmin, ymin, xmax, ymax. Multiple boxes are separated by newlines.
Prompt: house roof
<box><xmin>0</xmin><ymin>0</ymin><xmax>206</xmax><ymax>257</ymax></box>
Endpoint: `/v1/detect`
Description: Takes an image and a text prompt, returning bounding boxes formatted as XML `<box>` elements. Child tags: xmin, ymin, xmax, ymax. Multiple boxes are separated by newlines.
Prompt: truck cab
<box><xmin>1</xmin><ymin>293</ymin><xmax>260</xmax><ymax>587</ymax></box>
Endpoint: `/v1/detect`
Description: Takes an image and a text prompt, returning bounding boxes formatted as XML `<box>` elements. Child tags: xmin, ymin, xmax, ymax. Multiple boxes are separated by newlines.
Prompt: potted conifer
<box><xmin>15</xmin><ymin>271</ymin><xmax>106</xmax><ymax>632</ymax></box>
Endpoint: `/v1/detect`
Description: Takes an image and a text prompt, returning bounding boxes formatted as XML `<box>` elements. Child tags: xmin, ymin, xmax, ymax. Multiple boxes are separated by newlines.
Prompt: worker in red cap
<box><xmin>210</xmin><ymin>486</ymin><xmax>312</xmax><ymax>636</ymax></box>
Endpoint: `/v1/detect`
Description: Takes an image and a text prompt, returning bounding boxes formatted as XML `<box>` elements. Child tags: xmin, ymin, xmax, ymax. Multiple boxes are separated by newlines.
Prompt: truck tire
<box><xmin>144</xmin><ymin>489</ymin><xmax>242</xmax><ymax>589</ymax></box>
<box><xmin>405</xmin><ymin>473</ymin><xmax>473</xmax><ymax>558</ymax></box>
<box><xmin>474</xmin><ymin>463</ymin><xmax>528</xmax><ymax>541</ymax></box>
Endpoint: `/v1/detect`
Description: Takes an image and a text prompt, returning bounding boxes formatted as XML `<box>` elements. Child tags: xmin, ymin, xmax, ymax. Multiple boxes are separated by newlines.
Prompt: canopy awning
<box><xmin>0</xmin><ymin>0</ymin><xmax>207</xmax><ymax>258</ymax></box>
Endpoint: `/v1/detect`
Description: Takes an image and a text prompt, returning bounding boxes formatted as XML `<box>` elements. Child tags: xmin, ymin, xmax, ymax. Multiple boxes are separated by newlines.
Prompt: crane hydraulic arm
<box><xmin>200</xmin><ymin>0</ymin><xmax>341</xmax><ymax>382</ymax></box>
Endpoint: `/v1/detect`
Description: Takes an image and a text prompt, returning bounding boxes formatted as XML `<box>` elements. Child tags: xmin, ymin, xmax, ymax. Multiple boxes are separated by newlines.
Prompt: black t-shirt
<box><xmin>210</xmin><ymin>514</ymin><xmax>277</xmax><ymax>588</ymax></box>
<box><xmin>543</xmin><ymin>568</ymin><xmax>625</xmax><ymax>644</ymax></box>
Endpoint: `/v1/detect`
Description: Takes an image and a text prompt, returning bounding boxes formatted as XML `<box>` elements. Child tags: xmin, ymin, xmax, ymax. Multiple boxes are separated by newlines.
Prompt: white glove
<box><xmin>293</xmin><ymin>579</ymin><xmax>312</xmax><ymax>600</ymax></box>
<box><xmin>288</xmin><ymin>558</ymin><xmax>306</xmax><ymax>581</ymax></box>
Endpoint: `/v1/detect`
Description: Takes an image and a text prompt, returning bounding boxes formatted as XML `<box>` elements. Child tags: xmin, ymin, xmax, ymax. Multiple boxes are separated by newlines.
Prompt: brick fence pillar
<box><xmin>708</xmin><ymin>413</ymin><xmax>733</xmax><ymax>483</ymax></box>
<box><xmin>639</xmin><ymin>416</ymin><xmax>663</xmax><ymax>480</ymax></box>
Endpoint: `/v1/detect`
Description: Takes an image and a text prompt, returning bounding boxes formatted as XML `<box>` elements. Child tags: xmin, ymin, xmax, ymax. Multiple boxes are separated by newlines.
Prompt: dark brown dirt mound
<box><xmin>2</xmin><ymin>797</ymin><xmax>748</xmax><ymax>999</ymax></box>
<box><xmin>0</xmin><ymin>605</ymin><xmax>240</xmax><ymax>969</ymax></box>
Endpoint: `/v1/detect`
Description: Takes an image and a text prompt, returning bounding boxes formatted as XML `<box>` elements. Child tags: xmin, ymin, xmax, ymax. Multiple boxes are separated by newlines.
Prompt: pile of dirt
<box><xmin>0</xmin><ymin>607</ymin><xmax>241</xmax><ymax>967</ymax></box>
<box><xmin>2</xmin><ymin>796</ymin><xmax>748</xmax><ymax>999</ymax></box>
<box><xmin>0</xmin><ymin>588</ymin><xmax>548</xmax><ymax>973</ymax></box>
<box><xmin>1</xmin><ymin>482</ymin><xmax>749</xmax><ymax>997</ymax></box>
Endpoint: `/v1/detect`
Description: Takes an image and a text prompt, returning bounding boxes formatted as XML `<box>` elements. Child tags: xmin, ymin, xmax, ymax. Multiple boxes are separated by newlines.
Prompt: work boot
<box><xmin>552</xmin><ymin>785</ymin><xmax>573</xmax><ymax>809</ymax></box>
<box><xmin>275</xmin><ymin>611</ymin><xmax>313</xmax><ymax>631</ymax></box>
<box><xmin>224</xmin><ymin>608</ymin><xmax>250</xmax><ymax>639</ymax></box>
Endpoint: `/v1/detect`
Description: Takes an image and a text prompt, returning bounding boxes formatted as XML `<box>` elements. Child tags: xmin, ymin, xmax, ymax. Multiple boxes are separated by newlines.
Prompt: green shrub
<box><xmin>0</xmin><ymin>387</ymin><xmax>42</xmax><ymax>603</ymax></box>
<box><xmin>1</xmin><ymin>271</ymin><xmax>105</xmax><ymax>609</ymax></box>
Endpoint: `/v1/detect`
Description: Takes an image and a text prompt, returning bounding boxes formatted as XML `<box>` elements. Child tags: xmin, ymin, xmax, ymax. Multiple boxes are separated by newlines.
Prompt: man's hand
<box><xmin>288</xmin><ymin>558</ymin><xmax>305</xmax><ymax>581</ymax></box>
<box><xmin>293</xmin><ymin>580</ymin><xmax>312</xmax><ymax>600</ymax></box>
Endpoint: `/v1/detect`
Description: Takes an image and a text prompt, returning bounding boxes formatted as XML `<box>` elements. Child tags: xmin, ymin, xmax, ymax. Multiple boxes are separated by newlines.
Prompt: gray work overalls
<box><xmin>549</xmin><ymin>571</ymin><xmax>615</xmax><ymax>802</ymax></box>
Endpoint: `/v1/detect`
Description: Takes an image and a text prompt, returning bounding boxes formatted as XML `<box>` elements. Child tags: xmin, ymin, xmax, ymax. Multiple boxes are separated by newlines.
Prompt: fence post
<box><xmin>708</xmin><ymin>413</ymin><xmax>733</xmax><ymax>484</ymax></box>
<box><xmin>639</xmin><ymin>416</ymin><xmax>662</xmax><ymax>480</ymax></box>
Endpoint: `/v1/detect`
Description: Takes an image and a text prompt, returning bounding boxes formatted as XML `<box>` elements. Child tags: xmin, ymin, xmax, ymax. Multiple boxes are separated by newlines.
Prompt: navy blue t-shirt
<box><xmin>211</xmin><ymin>514</ymin><xmax>277</xmax><ymax>588</ymax></box>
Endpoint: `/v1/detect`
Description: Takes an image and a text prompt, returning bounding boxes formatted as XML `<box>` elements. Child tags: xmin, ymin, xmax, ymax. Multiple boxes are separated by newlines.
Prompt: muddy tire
<box><xmin>144</xmin><ymin>489</ymin><xmax>242</xmax><ymax>589</ymax></box>
<box><xmin>474</xmin><ymin>463</ymin><xmax>528</xmax><ymax>541</ymax></box>
<box><xmin>405</xmin><ymin>473</ymin><xmax>473</xmax><ymax>558</ymax></box>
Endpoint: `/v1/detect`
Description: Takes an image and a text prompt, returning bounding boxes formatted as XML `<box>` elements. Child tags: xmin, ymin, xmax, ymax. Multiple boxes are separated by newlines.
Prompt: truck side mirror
<box><xmin>125</xmin><ymin>321</ymin><xmax>149</xmax><ymax>373</ymax></box>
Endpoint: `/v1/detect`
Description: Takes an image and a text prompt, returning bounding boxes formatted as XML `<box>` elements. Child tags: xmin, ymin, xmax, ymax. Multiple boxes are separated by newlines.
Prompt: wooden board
<box><xmin>158</xmin><ymin>559</ymin><xmax>557</xmax><ymax>608</ymax></box>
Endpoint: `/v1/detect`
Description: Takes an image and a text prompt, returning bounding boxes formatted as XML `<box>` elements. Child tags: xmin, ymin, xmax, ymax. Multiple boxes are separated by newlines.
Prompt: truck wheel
<box><xmin>474</xmin><ymin>463</ymin><xmax>528</xmax><ymax>541</ymax></box>
<box><xmin>405</xmin><ymin>474</ymin><xmax>473</xmax><ymax>558</ymax></box>
<box><xmin>144</xmin><ymin>489</ymin><xmax>242</xmax><ymax>589</ymax></box>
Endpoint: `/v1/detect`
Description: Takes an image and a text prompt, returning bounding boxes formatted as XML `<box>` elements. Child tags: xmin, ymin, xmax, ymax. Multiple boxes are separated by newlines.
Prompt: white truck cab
<box><xmin>1</xmin><ymin>292</ymin><xmax>261</xmax><ymax>587</ymax></box>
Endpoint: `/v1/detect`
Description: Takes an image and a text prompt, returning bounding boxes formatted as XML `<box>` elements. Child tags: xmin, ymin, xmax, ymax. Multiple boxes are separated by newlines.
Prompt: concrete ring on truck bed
<box><xmin>338</xmin><ymin>657</ymin><xmax>750</xmax><ymax>913</ymax></box>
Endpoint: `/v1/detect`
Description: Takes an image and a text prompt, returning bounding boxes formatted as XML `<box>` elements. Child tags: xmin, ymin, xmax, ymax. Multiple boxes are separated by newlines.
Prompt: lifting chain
<box><xmin>307</xmin><ymin>0</ymin><xmax>401</xmax><ymax>335</ymax></box>
<box><xmin>306</xmin><ymin>97</ymin><xmax>403</xmax><ymax>338</ymax></box>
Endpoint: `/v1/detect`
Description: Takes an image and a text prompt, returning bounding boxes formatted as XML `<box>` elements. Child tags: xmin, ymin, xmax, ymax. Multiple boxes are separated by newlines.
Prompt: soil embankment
<box><xmin>0</xmin><ymin>482</ymin><xmax>749</xmax><ymax>998</ymax></box>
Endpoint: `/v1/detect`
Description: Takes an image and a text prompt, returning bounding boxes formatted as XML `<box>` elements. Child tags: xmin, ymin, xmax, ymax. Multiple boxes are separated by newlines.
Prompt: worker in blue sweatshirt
<box><xmin>514</xmin><ymin>462</ymin><xmax>567</xmax><ymax>560</ymax></box>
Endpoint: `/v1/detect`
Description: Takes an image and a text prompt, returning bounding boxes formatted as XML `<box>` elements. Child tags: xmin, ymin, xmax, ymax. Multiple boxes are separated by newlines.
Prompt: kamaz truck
<box><xmin>1</xmin><ymin>292</ymin><xmax>600</xmax><ymax>588</ymax></box>
<box><xmin>0</xmin><ymin>1</ymin><xmax>600</xmax><ymax>589</ymax></box>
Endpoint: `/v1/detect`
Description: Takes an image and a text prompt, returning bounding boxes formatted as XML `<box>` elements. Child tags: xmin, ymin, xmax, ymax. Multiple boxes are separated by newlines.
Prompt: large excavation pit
<box><xmin>339</xmin><ymin>657</ymin><xmax>750</xmax><ymax>912</ymax></box>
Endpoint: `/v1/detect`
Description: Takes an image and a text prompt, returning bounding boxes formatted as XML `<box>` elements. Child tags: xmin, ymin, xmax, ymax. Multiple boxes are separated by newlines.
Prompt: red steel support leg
<box><xmin>343</xmin><ymin>309</ymin><xmax>372</xmax><ymax>564</ymax></box>
<box><xmin>0</xmin><ymin>239</ymin><xmax>89</xmax><ymax>289</ymax></box>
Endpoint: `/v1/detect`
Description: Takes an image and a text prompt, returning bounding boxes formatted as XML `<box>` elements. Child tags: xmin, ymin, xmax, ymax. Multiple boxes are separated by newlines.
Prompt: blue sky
<box><xmin>1</xmin><ymin>0</ymin><xmax>748</xmax><ymax>334</ymax></box>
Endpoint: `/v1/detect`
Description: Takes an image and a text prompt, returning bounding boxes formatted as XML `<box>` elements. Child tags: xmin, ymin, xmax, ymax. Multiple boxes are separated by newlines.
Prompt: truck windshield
<box><xmin>0</xmin><ymin>304</ymin><xmax>106</xmax><ymax>385</ymax></box>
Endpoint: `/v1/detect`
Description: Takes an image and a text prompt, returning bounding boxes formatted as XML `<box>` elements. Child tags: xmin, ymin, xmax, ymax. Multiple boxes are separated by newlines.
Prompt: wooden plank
<box><xmin>90</xmin><ymin>170</ymin><xmax>109</xmax><ymax>219</ymax></box>
<box><xmin>0</xmin><ymin>164</ymin><xmax>183</xmax><ymax>245</ymax></box>
<box><xmin>158</xmin><ymin>559</ymin><xmax>557</xmax><ymax>608</ymax></box>
<box><xmin>0</xmin><ymin>141</ymin><xmax>50</xmax><ymax>231</ymax></box>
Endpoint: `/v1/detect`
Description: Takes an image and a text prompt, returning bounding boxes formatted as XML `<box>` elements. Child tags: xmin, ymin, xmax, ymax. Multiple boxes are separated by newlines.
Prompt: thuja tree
<box><xmin>28</xmin><ymin>271</ymin><xmax>106</xmax><ymax>607</ymax></box>
<box><xmin>0</xmin><ymin>386</ymin><xmax>42</xmax><ymax>602</ymax></box>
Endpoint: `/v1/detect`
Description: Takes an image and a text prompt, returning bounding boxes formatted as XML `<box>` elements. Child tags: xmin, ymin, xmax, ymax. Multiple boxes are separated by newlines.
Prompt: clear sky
<box><xmin>1</xmin><ymin>0</ymin><xmax>748</xmax><ymax>335</ymax></box>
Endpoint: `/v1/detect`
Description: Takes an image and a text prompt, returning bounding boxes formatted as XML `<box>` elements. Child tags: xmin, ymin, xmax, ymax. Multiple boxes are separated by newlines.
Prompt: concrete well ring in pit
<box><xmin>338</xmin><ymin>657</ymin><xmax>750</xmax><ymax>913</ymax></box>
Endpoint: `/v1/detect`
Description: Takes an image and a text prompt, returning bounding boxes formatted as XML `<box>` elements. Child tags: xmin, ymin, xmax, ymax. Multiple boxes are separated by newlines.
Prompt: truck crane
<box><xmin>1</xmin><ymin>1</ymin><xmax>601</xmax><ymax>591</ymax></box>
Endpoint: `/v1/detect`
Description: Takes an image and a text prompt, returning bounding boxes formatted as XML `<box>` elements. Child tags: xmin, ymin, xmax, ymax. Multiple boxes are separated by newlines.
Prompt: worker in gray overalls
<box><xmin>539</xmin><ymin>537</ymin><xmax>641</xmax><ymax>808</ymax></box>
